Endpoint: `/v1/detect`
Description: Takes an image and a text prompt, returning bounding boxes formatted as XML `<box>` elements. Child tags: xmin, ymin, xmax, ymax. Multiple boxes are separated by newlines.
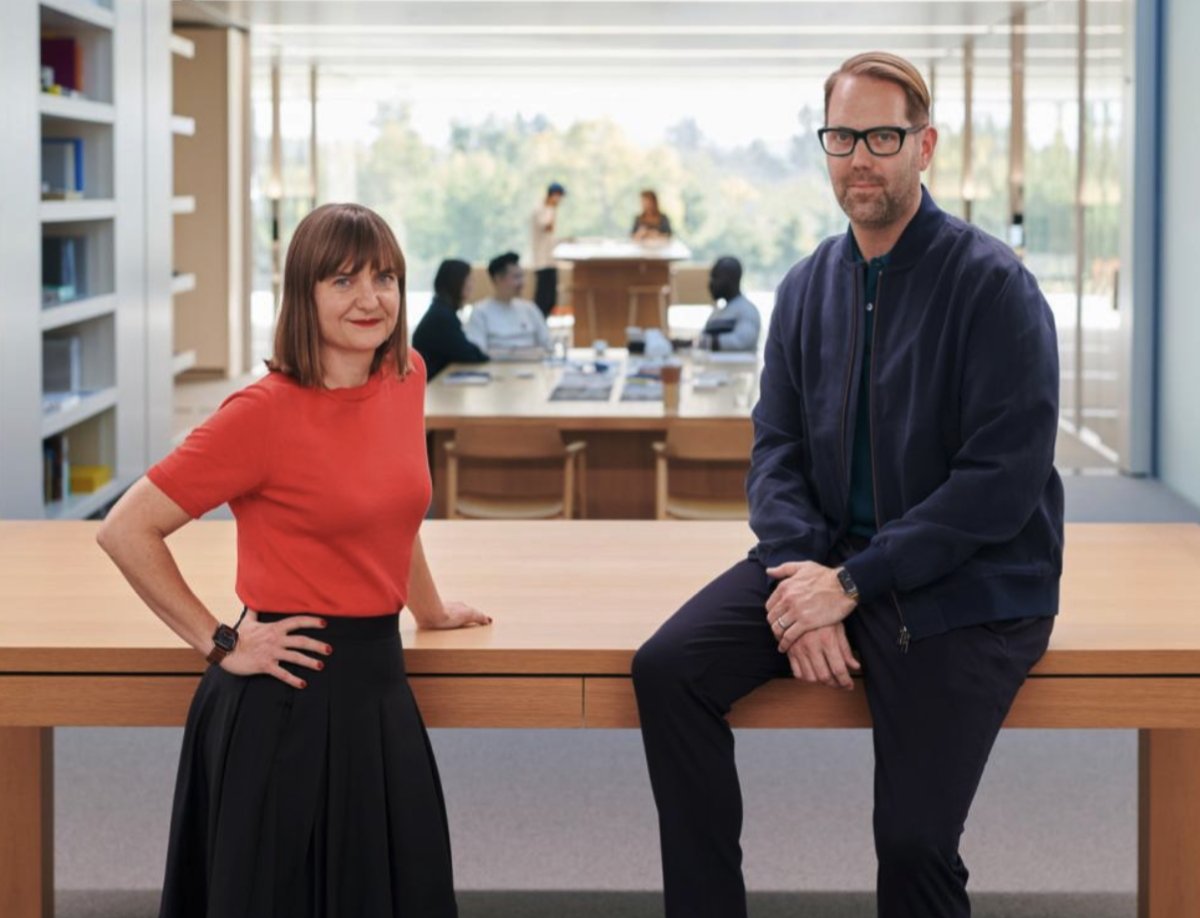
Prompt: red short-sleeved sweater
<box><xmin>148</xmin><ymin>355</ymin><xmax>431</xmax><ymax>617</ymax></box>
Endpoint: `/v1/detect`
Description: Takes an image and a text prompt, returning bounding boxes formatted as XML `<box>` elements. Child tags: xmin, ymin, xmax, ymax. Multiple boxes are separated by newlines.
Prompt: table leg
<box><xmin>1139</xmin><ymin>728</ymin><xmax>1200</xmax><ymax>917</ymax></box>
<box><xmin>0</xmin><ymin>727</ymin><xmax>53</xmax><ymax>918</ymax></box>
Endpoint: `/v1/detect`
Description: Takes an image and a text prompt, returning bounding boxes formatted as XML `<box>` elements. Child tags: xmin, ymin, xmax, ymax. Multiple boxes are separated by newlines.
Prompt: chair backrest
<box><xmin>468</xmin><ymin>263</ymin><xmax>537</xmax><ymax>303</ymax></box>
<box><xmin>670</xmin><ymin>263</ymin><xmax>713</xmax><ymax>307</ymax></box>
<box><xmin>664</xmin><ymin>420</ymin><xmax>753</xmax><ymax>462</ymax></box>
<box><xmin>451</xmin><ymin>424</ymin><xmax>567</xmax><ymax>460</ymax></box>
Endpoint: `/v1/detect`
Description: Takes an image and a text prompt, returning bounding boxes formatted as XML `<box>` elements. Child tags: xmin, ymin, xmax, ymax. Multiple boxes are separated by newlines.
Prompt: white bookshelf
<box><xmin>41</xmin><ymin>199</ymin><xmax>117</xmax><ymax>221</ymax></box>
<box><xmin>0</xmin><ymin>0</ymin><xmax>176</xmax><ymax>519</ymax></box>
<box><xmin>40</xmin><ymin>293</ymin><xmax>117</xmax><ymax>330</ymax></box>
<box><xmin>39</xmin><ymin>94</ymin><xmax>116</xmax><ymax>124</ymax></box>
<box><xmin>41</xmin><ymin>0</ymin><xmax>114</xmax><ymax>30</ymax></box>
<box><xmin>41</xmin><ymin>386</ymin><xmax>119</xmax><ymax>438</ymax></box>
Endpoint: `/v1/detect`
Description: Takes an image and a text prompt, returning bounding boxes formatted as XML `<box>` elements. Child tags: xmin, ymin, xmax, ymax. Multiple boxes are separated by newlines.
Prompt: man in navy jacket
<box><xmin>633</xmin><ymin>51</ymin><xmax>1062</xmax><ymax>918</ymax></box>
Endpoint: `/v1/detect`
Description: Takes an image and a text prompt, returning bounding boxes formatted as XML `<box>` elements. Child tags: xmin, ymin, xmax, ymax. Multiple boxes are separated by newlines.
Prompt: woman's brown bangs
<box><xmin>314</xmin><ymin>212</ymin><xmax>406</xmax><ymax>282</ymax></box>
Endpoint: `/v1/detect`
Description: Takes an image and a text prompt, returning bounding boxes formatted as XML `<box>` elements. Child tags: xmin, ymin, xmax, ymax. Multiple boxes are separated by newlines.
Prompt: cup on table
<box><xmin>660</xmin><ymin>361</ymin><xmax>683</xmax><ymax>414</ymax></box>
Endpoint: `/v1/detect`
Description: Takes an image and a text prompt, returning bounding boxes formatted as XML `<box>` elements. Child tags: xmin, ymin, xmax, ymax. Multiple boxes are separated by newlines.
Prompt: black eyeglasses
<box><xmin>817</xmin><ymin>124</ymin><xmax>928</xmax><ymax>157</ymax></box>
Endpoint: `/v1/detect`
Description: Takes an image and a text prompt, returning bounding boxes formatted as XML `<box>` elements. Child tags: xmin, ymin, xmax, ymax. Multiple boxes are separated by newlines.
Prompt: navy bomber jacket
<box><xmin>748</xmin><ymin>187</ymin><xmax>1064</xmax><ymax>642</ymax></box>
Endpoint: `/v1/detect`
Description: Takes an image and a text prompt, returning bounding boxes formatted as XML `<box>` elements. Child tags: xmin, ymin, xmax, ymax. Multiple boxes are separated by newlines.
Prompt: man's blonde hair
<box><xmin>824</xmin><ymin>52</ymin><xmax>932</xmax><ymax>125</ymax></box>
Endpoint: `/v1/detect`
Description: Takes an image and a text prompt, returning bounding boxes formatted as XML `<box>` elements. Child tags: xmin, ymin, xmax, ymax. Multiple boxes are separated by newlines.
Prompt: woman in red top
<box><xmin>97</xmin><ymin>203</ymin><xmax>488</xmax><ymax>917</ymax></box>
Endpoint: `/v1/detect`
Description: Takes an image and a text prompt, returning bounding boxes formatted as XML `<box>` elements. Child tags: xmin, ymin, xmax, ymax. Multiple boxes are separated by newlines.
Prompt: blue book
<box><xmin>40</xmin><ymin>137</ymin><xmax>84</xmax><ymax>197</ymax></box>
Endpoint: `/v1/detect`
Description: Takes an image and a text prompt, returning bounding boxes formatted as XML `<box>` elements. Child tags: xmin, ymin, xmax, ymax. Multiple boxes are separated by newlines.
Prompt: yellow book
<box><xmin>69</xmin><ymin>465</ymin><xmax>112</xmax><ymax>494</ymax></box>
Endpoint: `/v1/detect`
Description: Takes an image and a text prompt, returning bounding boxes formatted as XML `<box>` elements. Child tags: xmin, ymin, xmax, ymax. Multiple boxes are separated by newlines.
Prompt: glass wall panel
<box><xmin>1079</xmin><ymin>0</ymin><xmax>1130</xmax><ymax>461</ymax></box>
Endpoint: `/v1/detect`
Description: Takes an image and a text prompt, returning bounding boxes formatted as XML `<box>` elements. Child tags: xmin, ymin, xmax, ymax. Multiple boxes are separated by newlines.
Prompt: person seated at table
<box><xmin>465</xmin><ymin>251</ymin><xmax>552</xmax><ymax>354</ymax></box>
<box><xmin>698</xmin><ymin>256</ymin><xmax>761</xmax><ymax>353</ymax></box>
<box><xmin>413</xmin><ymin>258</ymin><xmax>489</xmax><ymax>379</ymax></box>
<box><xmin>631</xmin><ymin>189</ymin><xmax>673</xmax><ymax>240</ymax></box>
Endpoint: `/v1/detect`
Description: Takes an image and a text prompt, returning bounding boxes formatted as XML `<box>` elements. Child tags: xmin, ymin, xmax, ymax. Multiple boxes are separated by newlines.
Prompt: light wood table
<box><xmin>425</xmin><ymin>349</ymin><xmax>756</xmax><ymax>518</ymax></box>
<box><xmin>553</xmin><ymin>239</ymin><xmax>692</xmax><ymax>345</ymax></box>
<box><xmin>2</xmin><ymin>521</ymin><xmax>1199</xmax><ymax>918</ymax></box>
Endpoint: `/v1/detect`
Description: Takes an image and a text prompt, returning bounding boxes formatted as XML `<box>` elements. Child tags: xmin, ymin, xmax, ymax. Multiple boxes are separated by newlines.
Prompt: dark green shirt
<box><xmin>848</xmin><ymin>242</ymin><xmax>891</xmax><ymax>539</ymax></box>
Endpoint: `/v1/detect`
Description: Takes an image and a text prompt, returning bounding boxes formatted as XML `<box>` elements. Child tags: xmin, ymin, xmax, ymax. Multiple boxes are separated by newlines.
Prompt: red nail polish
<box><xmin>326</xmin><ymin>645</ymin><xmax>333</xmax><ymax>654</ymax></box>
<box><xmin>317</xmin><ymin>661</ymin><xmax>324</xmax><ymax>671</ymax></box>
<box><xmin>300</xmin><ymin>680</ymin><xmax>307</xmax><ymax>689</ymax></box>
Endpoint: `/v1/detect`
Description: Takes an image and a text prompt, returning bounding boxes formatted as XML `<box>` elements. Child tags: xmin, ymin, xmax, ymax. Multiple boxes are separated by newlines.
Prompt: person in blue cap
<box><xmin>531</xmin><ymin>182</ymin><xmax>566</xmax><ymax>317</ymax></box>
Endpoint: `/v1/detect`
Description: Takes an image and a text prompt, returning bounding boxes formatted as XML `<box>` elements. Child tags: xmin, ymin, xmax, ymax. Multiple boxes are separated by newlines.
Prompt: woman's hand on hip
<box><xmin>417</xmin><ymin>601</ymin><xmax>493</xmax><ymax>631</ymax></box>
<box><xmin>219</xmin><ymin>609</ymin><xmax>331</xmax><ymax>689</ymax></box>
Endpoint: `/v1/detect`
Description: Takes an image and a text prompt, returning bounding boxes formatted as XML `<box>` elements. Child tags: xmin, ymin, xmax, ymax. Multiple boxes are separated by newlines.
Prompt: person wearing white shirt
<box><xmin>531</xmin><ymin>182</ymin><xmax>566</xmax><ymax>317</ymax></box>
<box><xmin>465</xmin><ymin>251</ymin><xmax>553</xmax><ymax>354</ymax></box>
<box><xmin>699</xmin><ymin>257</ymin><xmax>761</xmax><ymax>352</ymax></box>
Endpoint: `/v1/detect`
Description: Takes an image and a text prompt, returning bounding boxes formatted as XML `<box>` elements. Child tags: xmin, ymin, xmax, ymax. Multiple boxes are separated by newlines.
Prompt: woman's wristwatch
<box><xmin>205</xmin><ymin>623</ymin><xmax>239</xmax><ymax>665</ymax></box>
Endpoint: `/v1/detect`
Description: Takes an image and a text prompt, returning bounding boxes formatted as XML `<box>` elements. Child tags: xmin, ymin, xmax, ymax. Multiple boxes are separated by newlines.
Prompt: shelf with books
<box><xmin>40</xmin><ymin>293</ymin><xmax>117</xmax><ymax>331</ymax></box>
<box><xmin>39</xmin><ymin>4</ymin><xmax>114</xmax><ymax>106</ymax></box>
<box><xmin>42</xmin><ymin>221</ymin><xmax>114</xmax><ymax>308</ymax></box>
<box><xmin>41</xmin><ymin>121</ymin><xmax>113</xmax><ymax>200</ymax></box>
<box><xmin>44</xmin><ymin>476</ymin><xmax>125</xmax><ymax>520</ymax></box>
<box><xmin>41</xmin><ymin>406</ymin><xmax>120</xmax><ymax>517</ymax></box>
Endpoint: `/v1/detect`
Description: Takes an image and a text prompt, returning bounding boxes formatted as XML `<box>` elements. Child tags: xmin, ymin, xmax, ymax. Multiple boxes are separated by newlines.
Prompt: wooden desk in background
<box><xmin>553</xmin><ymin>239</ymin><xmax>691</xmax><ymax>345</ymax></box>
<box><xmin>1</xmin><ymin>521</ymin><xmax>1199</xmax><ymax>917</ymax></box>
<box><xmin>425</xmin><ymin>350</ymin><xmax>756</xmax><ymax>518</ymax></box>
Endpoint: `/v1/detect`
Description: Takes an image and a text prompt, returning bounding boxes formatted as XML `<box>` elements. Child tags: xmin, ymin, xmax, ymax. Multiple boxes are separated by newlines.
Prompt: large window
<box><xmin>247</xmin><ymin>0</ymin><xmax>1139</xmax><ymax>471</ymax></box>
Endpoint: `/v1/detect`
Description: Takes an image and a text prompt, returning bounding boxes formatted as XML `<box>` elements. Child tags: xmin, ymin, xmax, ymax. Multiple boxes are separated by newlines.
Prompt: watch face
<box><xmin>214</xmin><ymin>625</ymin><xmax>238</xmax><ymax>652</ymax></box>
<box><xmin>838</xmin><ymin>569</ymin><xmax>857</xmax><ymax>595</ymax></box>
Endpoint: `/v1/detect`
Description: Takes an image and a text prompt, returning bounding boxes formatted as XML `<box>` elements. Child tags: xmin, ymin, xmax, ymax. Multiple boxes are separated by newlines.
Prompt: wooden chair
<box><xmin>653</xmin><ymin>421</ymin><xmax>753</xmax><ymax>520</ymax></box>
<box><xmin>627</xmin><ymin>284</ymin><xmax>671</xmax><ymax>332</ymax></box>
<box><xmin>445</xmin><ymin>425</ymin><xmax>588</xmax><ymax>520</ymax></box>
<box><xmin>669</xmin><ymin>262</ymin><xmax>713</xmax><ymax>307</ymax></box>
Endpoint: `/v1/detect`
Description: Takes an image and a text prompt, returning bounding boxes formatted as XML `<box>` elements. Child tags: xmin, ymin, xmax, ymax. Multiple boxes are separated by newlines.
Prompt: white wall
<box><xmin>1159</xmin><ymin>0</ymin><xmax>1200</xmax><ymax>507</ymax></box>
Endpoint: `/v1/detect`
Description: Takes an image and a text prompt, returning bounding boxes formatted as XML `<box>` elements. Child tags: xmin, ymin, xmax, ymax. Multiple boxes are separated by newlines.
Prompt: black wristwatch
<box><xmin>836</xmin><ymin>567</ymin><xmax>860</xmax><ymax>602</ymax></box>
<box><xmin>206</xmin><ymin>623</ymin><xmax>239</xmax><ymax>665</ymax></box>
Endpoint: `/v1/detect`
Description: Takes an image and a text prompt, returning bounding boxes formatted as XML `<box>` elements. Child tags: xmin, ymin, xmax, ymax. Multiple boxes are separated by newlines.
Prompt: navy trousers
<box><xmin>632</xmin><ymin>555</ymin><xmax>1053</xmax><ymax>918</ymax></box>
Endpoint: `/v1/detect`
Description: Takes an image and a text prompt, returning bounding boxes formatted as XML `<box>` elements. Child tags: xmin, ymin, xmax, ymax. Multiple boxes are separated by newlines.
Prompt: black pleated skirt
<box><xmin>158</xmin><ymin>612</ymin><xmax>457</xmax><ymax>918</ymax></box>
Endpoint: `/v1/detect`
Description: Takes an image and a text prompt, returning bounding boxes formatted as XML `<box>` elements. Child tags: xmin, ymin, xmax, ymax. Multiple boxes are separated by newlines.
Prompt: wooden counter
<box><xmin>2</xmin><ymin>521</ymin><xmax>1199</xmax><ymax>917</ymax></box>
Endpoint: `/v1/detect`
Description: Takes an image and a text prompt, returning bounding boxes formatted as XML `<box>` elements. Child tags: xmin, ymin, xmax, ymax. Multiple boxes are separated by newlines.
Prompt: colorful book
<box><xmin>41</xmin><ymin>137</ymin><xmax>84</xmax><ymax>197</ymax></box>
<box><xmin>40</xmin><ymin>37</ymin><xmax>80</xmax><ymax>92</ymax></box>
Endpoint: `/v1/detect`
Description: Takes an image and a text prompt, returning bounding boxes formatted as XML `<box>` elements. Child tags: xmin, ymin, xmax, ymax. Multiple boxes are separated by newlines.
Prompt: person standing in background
<box><xmin>632</xmin><ymin>189</ymin><xmax>673</xmax><ymax>240</ymax></box>
<box><xmin>531</xmin><ymin>182</ymin><xmax>566</xmax><ymax>318</ymax></box>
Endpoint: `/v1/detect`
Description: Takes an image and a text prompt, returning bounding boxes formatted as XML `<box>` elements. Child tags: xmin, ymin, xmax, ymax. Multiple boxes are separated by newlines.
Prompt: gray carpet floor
<box><xmin>57</xmin><ymin>889</ymin><xmax>1135</xmax><ymax>918</ymax></box>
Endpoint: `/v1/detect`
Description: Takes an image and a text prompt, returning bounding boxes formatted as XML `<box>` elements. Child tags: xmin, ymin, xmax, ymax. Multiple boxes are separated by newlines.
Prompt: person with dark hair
<box><xmin>413</xmin><ymin>258</ymin><xmax>489</xmax><ymax>379</ymax></box>
<box><xmin>531</xmin><ymin>182</ymin><xmax>566</xmax><ymax>317</ymax></box>
<box><xmin>465</xmin><ymin>251</ymin><xmax>551</xmax><ymax>353</ymax></box>
<box><xmin>631</xmin><ymin>189</ymin><xmax>672</xmax><ymax>240</ymax></box>
<box><xmin>699</xmin><ymin>256</ymin><xmax>761</xmax><ymax>352</ymax></box>
<box><xmin>633</xmin><ymin>51</ymin><xmax>1062</xmax><ymax>918</ymax></box>
<box><xmin>96</xmin><ymin>202</ymin><xmax>489</xmax><ymax>917</ymax></box>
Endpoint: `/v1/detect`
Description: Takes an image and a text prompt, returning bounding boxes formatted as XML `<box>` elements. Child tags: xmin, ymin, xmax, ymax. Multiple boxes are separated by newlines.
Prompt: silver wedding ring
<box><xmin>777</xmin><ymin>617</ymin><xmax>790</xmax><ymax>630</ymax></box>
